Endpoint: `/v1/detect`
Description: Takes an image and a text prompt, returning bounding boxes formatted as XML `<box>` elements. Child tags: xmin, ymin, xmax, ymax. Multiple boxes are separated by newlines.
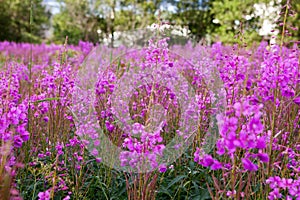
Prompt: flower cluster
<box><xmin>266</xmin><ymin>176</ymin><xmax>300</xmax><ymax>199</ymax></box>
<box><xmin>120</xmin><ymin>123</ymin><xmax>166</xmax><ymax>172</ymax></box>
<box><xmin>216</xmin><ymin>100</ymin><xmax>266</xmax><ymax>157</ymax></box>
<box><xmin>0</xmin><ymin>33</ymin><xmax>299</xmax><ymax>200</ymax></box>
<box><xmin>0</xmin><ymin>67</ymin><xmax>29</xmax><ymax>148</ymax></box>
<box><xmin>194</xmin><ymin>148</ymin><xmax>222</xmax><ymax>170</ymax></box>
<box><xmin>195</xmin><ymin>98</ymin><xmax>269</xmax><ymax>172</ymax></box>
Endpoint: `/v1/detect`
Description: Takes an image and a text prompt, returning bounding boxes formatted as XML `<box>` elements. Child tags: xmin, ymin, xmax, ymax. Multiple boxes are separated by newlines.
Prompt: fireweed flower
<box><xmin>194</xmin><ymin>148</ymin><xmax>222</xmax><ymax>170</ymax></box>
<box><xmin>90</xmin><ymin>36</ymin><xmax>201</xmax><ymax>173</ymax></box>
<box><xmin>195</xmin><ymin>98</ymin><xmax>269</xmax><ymax>172</ymax></box>
<box><xmin>38</xmin><ymin>190</ymin><xmax>50</xmax><ymax>200</ymax></box>
<box><xmin>293</xmin><ymin>96</ymin><xmax>300</xmax><ymax>106</ymax></box>
<box><xmin>190</xmin><ymin>42</ymin><xmax>299</xmax><ymax>198</ymax></box>
<box><xmin>120</xmin><ymin>127</ymin><xmax>166</xmax><ymax>171</ymax></box>
<box><xmin>0</xmin><ymin>42</ymin><xmax>94</xmax><ymax>199</ymax></box>
<box><xmin>266</xmin><ymin>176</ymin><xmax>300</xmax><ymax>199</ymax></box>
<box><xmin>242</xmin><ymin>158</ymin><xmax>258</xmax><ymax>171</ymax></box>
<box><xmin>0</xmin><ymin>66</ymin><xmax>30</xmax><ymax>192</ymax></box>
<box><xmin>256</xmin><ymin>153</ymin><xmax>269</xmax><ymax>162</ymax></box>
<box><xmin>0</xmin><ymin>34</ymin><xmax>299</xmax><ymax>199</ymax></box>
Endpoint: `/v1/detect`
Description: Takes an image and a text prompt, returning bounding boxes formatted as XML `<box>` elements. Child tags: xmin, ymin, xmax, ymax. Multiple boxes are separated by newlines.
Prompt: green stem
<box><xmin>280</xmin><ymin>0</ymin><xmax>290</xmax><ymax>50</ymax></box>
<box><xmin>31</xmin><ymin>175</ymin><xmax>37</xmax><ymax>200</ymax></box>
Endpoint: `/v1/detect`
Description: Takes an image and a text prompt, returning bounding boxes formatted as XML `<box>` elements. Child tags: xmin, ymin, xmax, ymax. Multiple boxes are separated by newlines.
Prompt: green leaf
<box><xmin>166</xmin><ymin>175</ymin><xmax>187</xmax><ymax>190</ymax></box>
<box><xmin>31</xmin><ymin>97</ymin><xmax>61</xmax><ymax>103</ymax></box>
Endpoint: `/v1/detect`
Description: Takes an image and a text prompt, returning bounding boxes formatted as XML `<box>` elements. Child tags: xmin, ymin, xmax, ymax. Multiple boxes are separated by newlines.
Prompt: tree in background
<box><xmin>165</xmin><ymin>0</ymin><xmax>214</xmax><ymax>43</ymax></box>
<box><xmin>52</xmin><ymin>0</ymin><xmax>164</xmax><ymax>45</ymax></box>
<box><xmin>208</xmin><ymin>0</ymin><xmax>267</xmax><ymax>44</ymax></box>
<box><xmin>277</xmin><ymin>0</ymin><xmax>300</xmax><ymax>46</ymax></box>
<box><xmin>115</xmin><ymin>0</ymin><xmax>162</xmax><ymax>31</ymax></box>
<box><xmin>52</xmin><ymin>0</ymin><xmax>108</xmax><ymax>44</ymax></box>
<box><xmin>202</xmin><ymin>0</ymin><xmax>300</xmax><ymax>46</ymax></box>
<box><xmin>112</xmin><ymin>0</ymin><xmax>164</xmax><ymax>46</ymax></box>
<box><xmin>0</xmin><ymin>0</ymin><xmax>299</xmax><ymax>45</ymax></box>
<box><xmin>0</xmin><ymin>0</ymin><xmax>51</xmax><ymax>43</ymax></box>
<box><xmin>290</xmin><ymin>0</ymin><xmax>300</xmax><ymax>41</ymax></box>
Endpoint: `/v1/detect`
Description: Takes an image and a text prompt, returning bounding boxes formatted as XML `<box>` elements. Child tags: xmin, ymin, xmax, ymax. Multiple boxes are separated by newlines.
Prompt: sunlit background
<box><xmin>0</xmin><ymin>0</ymin><xmax>299</xmax><ymax>46</ymax></box>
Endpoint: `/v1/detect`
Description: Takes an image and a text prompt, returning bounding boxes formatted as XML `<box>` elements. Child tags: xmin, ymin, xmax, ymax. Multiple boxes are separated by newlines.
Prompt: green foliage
<box><xmin>115</xmin><ymin>0</ymin><xmax>161</xmax><ymax>31</ymax></box>
<box><xmin>0</xmin><ymin>0</ymin><xmax>51</xmax><ymax>43</ymax></box>
<box><xmin>52</xmin><ymin>0</ymin><xmax>107</xmax><ymax>44</ymax></box>
<box><xmin>51</xmin><ymin>0</ymin><xmax>164</xmax><ymax>45</ymax></box>
<box><xmin>156</xmin><ymin>151</ymin><xmax>213</xmax><ymax>200</ymax></box>
<box><xmin>16</xmin><ymin>145</ymin><xmax>214</xmax><ymax>200</ymax></box>
<box><xmin>289</xmin><ymin>0</ymin><xmax>300</xmax><ymax>40</ymax></box>
<box><xmin>52</xmin><ymin>12</ymin><xmax>84</xmax><ymax>45</ymax></box>
<box><xmin>1</xmin><ymin>0</ymin><xmax>299</xmax><ymax>45</ymax></box>
<box><xmin>166</xmin><ymin>0</ymin><xmax>214</xmax><ymax>42</ymax></box>
<box><xmin>209</xmin><ymin>0</ymin><xmax>264</xmax><ymax>44</ymax></box>
<box><xmin>278</xmin><ymin>0</ymin><xmax>300</xmax><ymax>46</ymax></box>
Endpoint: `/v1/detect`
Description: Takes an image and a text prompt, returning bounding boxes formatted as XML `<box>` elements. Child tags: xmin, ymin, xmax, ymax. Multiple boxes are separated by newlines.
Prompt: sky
<box><xmin>43</xmin><ymin>0</ymin><xmax>60</xmax><ymax>14</ymax></box>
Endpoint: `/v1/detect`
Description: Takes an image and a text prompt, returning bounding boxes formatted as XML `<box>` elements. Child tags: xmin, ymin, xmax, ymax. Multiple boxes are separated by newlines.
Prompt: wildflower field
<box><xmin>0</xmin><ymin>26</ymin><xmax>300</xmax><ymax>200</ymax></box>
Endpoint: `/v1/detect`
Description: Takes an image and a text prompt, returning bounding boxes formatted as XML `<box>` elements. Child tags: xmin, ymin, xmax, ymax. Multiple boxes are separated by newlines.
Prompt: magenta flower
<box><xmin>293</xmin><ymin>96</ymin><xmax>300</xmax><ymax>106</ymax></box>
<box><xmin>159</xmin><ymin>164</ymin><xmax>167</xmax><ymax>173</ymax></box>
<box><xmin>256</xmin><ymin>153</ymin><xmax>269</xmax><ymax>163</ymax></box>
<box><xmin>38</xmin><ymin>190</ymin><xmax>50</xmax><ymax>200</ymax></box>
<box><xmin>63</xmin><ymin>196</ymin><xmax>71</xmax><ymax>200</ymax></box>
<box><xmin>242</xmin><ymin>158</ymin><xmax>258</xmax><ymax>171</ymax></box>
<box><xmin>201</xmin><ymin>154</ymin><xmax>214</xmax><ymax>167</ymax></box>
<box><xmin>13</xmin><ymin>136</ymin><xmax>23</xmax><ymax>148</ymax></box>
<box><xmin>256</xmin><ymin>137</ymin><xmax>267</xmax><ymax>149</ymax></box>
<box><xmin>210</xmin><ymin>160</ymin><xmax>222</xmax><ymax>170</ymax></box>
<box><xmin>268</xmin><ymin>188</ymin><xmax>282</xmax><ymax>200</ymax></box>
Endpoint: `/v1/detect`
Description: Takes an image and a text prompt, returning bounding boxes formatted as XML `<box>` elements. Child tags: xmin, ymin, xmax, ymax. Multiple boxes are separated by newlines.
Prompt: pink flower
<box><xmin>256</xmin><ymin>153</ymin><xmax>269</xmax><ymax>163</ymax></box>
<box><xmin>242</xmin><ymin>158</ymin><xmax>258</xmax><ymax>171</ymax></box>
<box><xmin>159</xmin><ymin>164</ymin><xmax>167</xmax><ymax>172</ymax></box>
<box><xmin>38</xmin><ymin>190</ymin><xmax>50</xmax><ymax>200</ymax></box>
<box><xmin>293</xmin><ymin>96</ymin><xmax>300</xmax><ymax>106</ymax></box>
<box><xmin>210</xmin><ymin>160</ymin><xmax>222</xmax><ymax>170</ymax></box>
<box><xmin>63</xmin><ymin>196</ymin><xmax>71</xmax><ymax>200</ymax></box>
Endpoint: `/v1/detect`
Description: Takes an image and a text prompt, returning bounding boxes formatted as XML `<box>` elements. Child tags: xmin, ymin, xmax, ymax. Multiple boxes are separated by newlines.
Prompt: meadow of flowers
<box><xmin>0</xmin><ymin>29</ymin><xmax>299</xmax><ymax>200</ymax></box>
